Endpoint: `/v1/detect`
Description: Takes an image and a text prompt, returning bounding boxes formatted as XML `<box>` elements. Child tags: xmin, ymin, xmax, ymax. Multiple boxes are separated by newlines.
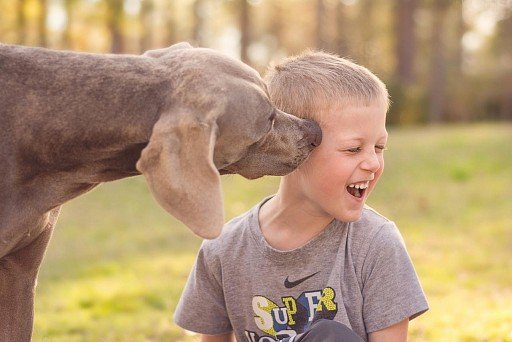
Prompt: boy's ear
<box><xmin>136</xmin><ymin>110</ymin><xmax>224</xmax><ymax>239</ymax></box>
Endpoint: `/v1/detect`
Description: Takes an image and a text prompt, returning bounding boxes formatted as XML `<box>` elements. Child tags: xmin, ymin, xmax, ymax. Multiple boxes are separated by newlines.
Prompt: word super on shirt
<box><xmin>174</xmin><ymin>199</ymin><xmax>428</xmax><ymax>342</ymax></box>
<box><xmin>249</xmin><ymin>281</ymin><xmax>338</xmax><ymax>340</ymax></box>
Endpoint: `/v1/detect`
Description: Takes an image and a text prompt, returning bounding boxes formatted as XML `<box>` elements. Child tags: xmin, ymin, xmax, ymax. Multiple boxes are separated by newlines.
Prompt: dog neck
<box><xmin>1</xmin><ymin>45</ymin><xmax>172</xmax><ymax>211</ymax></box>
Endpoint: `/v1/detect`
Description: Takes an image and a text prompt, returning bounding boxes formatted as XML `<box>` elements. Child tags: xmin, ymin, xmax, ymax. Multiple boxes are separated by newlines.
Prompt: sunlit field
<box><xmin>34</xmin><ymin>123</ymin><xmax>512</xmax><ymax>341</ymax></box>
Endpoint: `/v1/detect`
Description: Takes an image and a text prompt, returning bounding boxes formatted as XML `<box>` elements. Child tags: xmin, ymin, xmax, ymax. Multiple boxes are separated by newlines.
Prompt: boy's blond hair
<box><xmin>264</xmin><ymin>50</ymin><xmax>389</xmax><ymax>122</ymax></box>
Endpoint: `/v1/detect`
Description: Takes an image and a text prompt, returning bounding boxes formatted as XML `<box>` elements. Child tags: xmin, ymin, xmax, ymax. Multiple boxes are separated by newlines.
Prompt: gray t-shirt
<box><xmin>174</xmin><ymin>198</ymin><xmax>428</xmax><ymax>341</ymax></box>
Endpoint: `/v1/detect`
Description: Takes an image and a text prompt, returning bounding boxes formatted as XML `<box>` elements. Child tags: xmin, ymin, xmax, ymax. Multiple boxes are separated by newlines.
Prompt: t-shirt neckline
<box><xmin>247</xmin><ymin>196</ymin><xmax>344</xmax><ymax>261</ymax></box>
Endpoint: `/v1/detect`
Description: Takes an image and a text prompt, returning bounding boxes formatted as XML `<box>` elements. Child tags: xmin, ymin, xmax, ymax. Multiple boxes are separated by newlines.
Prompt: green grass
<box><xmin>34</xmin><ymin>123</ymin><xmax>512</xmax><ymax>341</ymax></box>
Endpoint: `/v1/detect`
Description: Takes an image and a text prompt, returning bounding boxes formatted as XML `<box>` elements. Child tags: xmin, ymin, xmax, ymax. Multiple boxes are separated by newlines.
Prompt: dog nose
<box><xmin>303</xmin><ymin>120</ymin><xmax>322</xmax><ymax>147</ymax></box>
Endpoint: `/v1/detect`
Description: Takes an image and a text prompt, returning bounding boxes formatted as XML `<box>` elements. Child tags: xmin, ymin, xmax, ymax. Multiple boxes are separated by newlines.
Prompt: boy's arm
<box><xmin>174</xmin><ymin>243</ymin><xmax>233</xmax><ymax>335</ymax></box>
<box><xmin>201</xmin><ymin>332</ymin><xmax>235</xmax><ymax>342</ymax></box>
<box><xmin>360</xmin><ymin>222</ymin><xmax>428</xmax><ymax>334</ymax></box>
<box><xmin>368</xmin><ymin>318</ymin><xmax>408</xmax><ymax>342</ymax></box>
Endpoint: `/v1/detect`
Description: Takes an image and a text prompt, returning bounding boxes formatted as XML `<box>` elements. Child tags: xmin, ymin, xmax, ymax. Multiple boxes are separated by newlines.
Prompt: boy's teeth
<box><xmin>349</xmin><ymin>181</ymin><xmax>369</xmax><ymax>189</ymax></box>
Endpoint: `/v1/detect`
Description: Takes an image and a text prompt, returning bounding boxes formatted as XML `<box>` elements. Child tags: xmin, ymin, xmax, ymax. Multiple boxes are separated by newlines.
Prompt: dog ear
<box><xmin>143</xmin><ymin>42</ymin><xmax>193</xmax><ymax>59</ymax></box>
<box><xmin>136</xmin><ymin>112</ymin><xmax>224</xmax><ymax>239</ymax></box>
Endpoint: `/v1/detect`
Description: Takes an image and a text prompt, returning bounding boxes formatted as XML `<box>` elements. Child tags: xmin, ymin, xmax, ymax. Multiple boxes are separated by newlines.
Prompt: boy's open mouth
<box><xmin>347</xmin><ymin>181</ymin><xmax>369</xmax><ymax>199</ymax></box>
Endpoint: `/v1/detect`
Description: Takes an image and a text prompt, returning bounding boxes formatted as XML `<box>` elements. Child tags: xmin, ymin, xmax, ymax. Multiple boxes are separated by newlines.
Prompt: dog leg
<box><xmin>0</xmin><ymin>209</ymin><xmax>58</xmax><ymax>342</ymax></box>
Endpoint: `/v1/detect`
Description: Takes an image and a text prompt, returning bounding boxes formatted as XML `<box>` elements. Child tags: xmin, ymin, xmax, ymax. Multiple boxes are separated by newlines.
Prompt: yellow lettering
<box><xmin>282</xmin><ymin>296</ymin><xmax>297</xmax><ymax>325</ymax></box>
<box><xmin>317</xmin><ymin>287</ymin><xmax>337</xmax><ymax>312</ymax></box>
<box><xmin>252</xmin><ymin>296</ymin><xmax>278</xmax><ymax>335</ymax></box>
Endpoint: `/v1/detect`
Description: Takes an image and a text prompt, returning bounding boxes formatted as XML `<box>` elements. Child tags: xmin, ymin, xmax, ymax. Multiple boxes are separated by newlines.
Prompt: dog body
<box><xmin>1</xmin><ymin>47</ymin><xmax>165</xmax><ymax>256</ymax></box>
<box><xmin>0</xmin><ymin>43</ymin><xmax>321</xmax><ymax>340</ymax></box>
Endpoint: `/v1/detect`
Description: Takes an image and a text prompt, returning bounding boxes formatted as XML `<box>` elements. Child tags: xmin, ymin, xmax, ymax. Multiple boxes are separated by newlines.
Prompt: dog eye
<box><xmin>269</xmin><ymin>110</ymin><xmax>276</xmax><ymax>122</ymax></box>
<box><xmin>268</xmin><ymin>111</ymin><xmax>276</xmax><ymax>129</ymax></box>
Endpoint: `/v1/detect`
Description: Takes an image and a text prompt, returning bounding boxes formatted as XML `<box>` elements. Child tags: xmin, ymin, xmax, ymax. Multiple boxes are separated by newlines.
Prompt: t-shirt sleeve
<box><xmin>173</xmin><ymin>242</ymin><xmax>233</xmax><ymax>335</ymax></box>
<box><xmin>361</xmin><ymin>222</ymin><xmax>429</xmax><ymax>333</ymax></box>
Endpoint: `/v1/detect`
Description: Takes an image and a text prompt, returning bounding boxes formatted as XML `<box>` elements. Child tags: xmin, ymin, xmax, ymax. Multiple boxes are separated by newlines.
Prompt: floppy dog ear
<box><xmin>136</xmin><ymin>113</ymin><xmax>224</xmax><ymax>239</ymax></box>
<box><xmin>143</xmin><ymin>42</ymin><xmax>193</xmax><ymax>59</ymax></box>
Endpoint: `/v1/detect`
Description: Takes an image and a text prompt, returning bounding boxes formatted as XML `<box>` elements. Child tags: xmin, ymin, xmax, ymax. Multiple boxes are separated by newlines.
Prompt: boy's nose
<box><xmin>361</xmin><ymin>152</ymin><xmax>381</xmax><ymax>173</ymax></box>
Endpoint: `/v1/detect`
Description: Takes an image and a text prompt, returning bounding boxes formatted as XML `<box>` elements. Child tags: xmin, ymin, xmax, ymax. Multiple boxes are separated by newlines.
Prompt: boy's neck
<box><xmin>258</xmin><ymin>189</ymin><xmax>334</xmax><ymax>251</ymax></box>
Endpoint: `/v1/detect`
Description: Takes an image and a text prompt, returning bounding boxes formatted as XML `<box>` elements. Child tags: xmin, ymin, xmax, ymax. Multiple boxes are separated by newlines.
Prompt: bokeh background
<box><xmin>1</xmin><ymin>0</ymin><xmax>511</xmax><ymax>341</ymax></box>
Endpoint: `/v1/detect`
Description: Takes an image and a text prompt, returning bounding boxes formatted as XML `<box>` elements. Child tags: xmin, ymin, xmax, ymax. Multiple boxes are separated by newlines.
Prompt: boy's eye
<box><xmin>375</xmin><ymin>145</ymin><xmax>387</xmax><ymax>152</ymax></box>
<box><xmin>344</xmin><ymin>145</ymin><xmax>387</xmax><ymax>153</ymax></box>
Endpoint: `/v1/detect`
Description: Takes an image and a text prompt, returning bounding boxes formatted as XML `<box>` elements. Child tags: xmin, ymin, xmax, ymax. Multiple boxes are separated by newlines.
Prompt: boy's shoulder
<box><xmin>201</xmin><ymin>206</ymin><xmax>256</xmax><ymax>257</ymax></box>
<box><xmin>357</xmin><ymin>205</ymin><xmax>392</xmax><ymax>227</ymax></box>
<box><xmin>348</xmin><ymin>205</ymin><xmax>402</xmax><ymax>249</ymax></box>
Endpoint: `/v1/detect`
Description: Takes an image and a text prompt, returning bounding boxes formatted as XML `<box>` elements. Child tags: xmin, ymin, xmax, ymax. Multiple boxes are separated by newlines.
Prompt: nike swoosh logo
<box><xmin>284</xmin><ymin>271</ymin><xmax>320</xmax><ymax>288</ymax></box>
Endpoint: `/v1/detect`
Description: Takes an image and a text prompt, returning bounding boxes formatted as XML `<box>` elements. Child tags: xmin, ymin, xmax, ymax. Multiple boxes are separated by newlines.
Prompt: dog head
<box><xmin>136</xmin><ymin>43</ymin><xmax>322</xmax><ymax>239</ymax></box>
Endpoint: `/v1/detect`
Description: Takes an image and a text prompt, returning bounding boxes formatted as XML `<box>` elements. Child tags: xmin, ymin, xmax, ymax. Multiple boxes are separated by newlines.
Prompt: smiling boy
<box><xmin>174</xmin><ymin>51</ymin><xmax>428</xmax><ymax>341</ymax></box>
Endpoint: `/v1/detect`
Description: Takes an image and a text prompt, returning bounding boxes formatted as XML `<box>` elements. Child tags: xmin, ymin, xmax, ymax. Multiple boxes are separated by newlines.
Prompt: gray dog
<box><xmin>0</xmin><ymin>42</ymin><xmax>321</xmax><ymax>341</ymax></box>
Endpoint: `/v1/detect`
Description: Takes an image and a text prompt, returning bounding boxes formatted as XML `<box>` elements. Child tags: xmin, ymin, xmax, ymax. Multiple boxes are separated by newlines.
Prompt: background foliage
<box><xmin>0</xmin><ymin>0</ymin><xmax>511</xmax><ymax>123</ymax></box>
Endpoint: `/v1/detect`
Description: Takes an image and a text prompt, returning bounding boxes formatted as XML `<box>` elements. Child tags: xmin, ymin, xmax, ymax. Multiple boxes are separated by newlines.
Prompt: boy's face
<box><xmin>285</xmin><ymin>102</ymin><xmax>388</xmax><ymax>222</ymax></box>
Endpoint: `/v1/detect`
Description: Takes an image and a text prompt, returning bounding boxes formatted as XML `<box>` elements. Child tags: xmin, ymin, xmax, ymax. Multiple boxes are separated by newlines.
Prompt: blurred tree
<box><xmin>445</xmin><ymin>0</ymin><xmax>468</xmax><ymax>121</ymax></box>
<box><xmin>395</xmin><ymin>0</ymin><xmax>417</xmax><ymax>85</ymax></box>
<box><xmin>335</xmin><ymin>0</ymin><xmax>349</xmax><ymax>57</ymax></box>
<box><xmin>267</xmin><ymin>0</ymin><xmax>314</xmax><ymax>55</ymax></box>
<box><xmin>267</xmin><ymin>1</ymin><xmax>282</xmax><ymax>39</ymax></box>
<box><xmin>315</xmin><ymin>0</ymin><xmax>327</xmax><ymax>50</ymax></box>
<box><xmin>390</xmin><ymin>0</ymin><xmax>419</xmax><ymax>125</ymax></box>
<box><xmin>105</xmin><ymin>0</ymin><xmax>124</xmax><ymax>53</ymax></box>
<box><xmin>17</xmin><ymin>0</ymin><xmax>27</xmax><ymax>45</ymax></box>
<box><xmin>357</xmin><ymin>0</ymin><xmax>376</xmax><ymax>66</ymax></box>
<box><xmin>164</xmin><ymin>0</ymin><xmax>178</xmax><ymax>46</ymax></box>
<box><xmin>192</xmin><ymin>0</ymin><xmax>205</xmax><ymax>46</ymax></box>
<box><xmin>1</xmin><ymin>0</ymin><xmax>509</xmax><ymax>123</ymax></box>
<box><xmin>63</xmin><ymin>0</ymin><xmax>77</xmax><ymax>49</ymax></box>
<box><xmin>453</xmin><ymin>0</ymin><xmax>464</xmax><ymax>76</ymax></box>
<box><xmin>139</xmin><ymin>0</ymin><xmax>154</xmax><ymax>52</ymax></box>
<box><xmin>266</xmin><ymin>0</ymin><xmax>285</xmax><ymax>55</ymax></box>
<box><xmin>428</xmin><ymin>0</ymin><xmax>450</xmax><ymax>123</ymax></box>
<box><xmin>38</xmin><ymin>0</ymin><xmax>47</xmax><ymax>47</ymax></box>
<box><xmin>239</xmin><ymin>0</ymin><xmax>250</xmax><ymax>64</ymax></box>
<box><xmin>492</xmin><ymin>12</ymin><xmax>512</xmax><ymax>120</ymax></box>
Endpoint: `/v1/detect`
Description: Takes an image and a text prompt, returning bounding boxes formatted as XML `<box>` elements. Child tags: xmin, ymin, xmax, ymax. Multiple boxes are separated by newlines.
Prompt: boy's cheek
<box><xmin>375</xmin><ymin>161</ymin><xmax>384</xmax><ymax>176</ymax></box>
<box><xmin>368</xmin><ymin>170</ymin><xmax>384</xmax><ymax>195</ymax></box>
<box><xmin>297</xmin><ymin>151</ymin><xmax>328</xmax><ymax>175</ymax></box>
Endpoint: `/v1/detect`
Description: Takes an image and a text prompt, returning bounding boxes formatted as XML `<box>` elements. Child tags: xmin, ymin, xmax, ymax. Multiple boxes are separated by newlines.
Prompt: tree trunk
<box><xmin>335</xmin><ymin>1</ymin><xmax>349</xmax><ymax>56</ymax></box>
<box><xmin>17</xmin><ymin>0</ymin><xmax>27</xmax><ymax>45</ymax></box>
<box><xmin>38</xmin><ymin>0</ymin><xmax>48</xmax><ymax>47</ymax></box>
<box><xmin>192</xmin><ymin>0</ymin><xmax>205</xmax><ymax>46</ymax></box>
<box><xmin>448</xmin><ymin>0</ymin><xmax>468</xmax><ymax>121</ymax></box>
<box><xmin>498</xmin><ymin>15</ymin><xmax>512</xmax><ymax>120</ymax></box>
<box><xmin>453</xmin><ymin>0</ymin><xmax>465</xmax><ymax>76</ymax></box>
<box><xmin>239</xmin><ymin>0</ymin><xmax>250</xmax><ymax>64</ymax></box>
<box><xmin>165</xmin><ymin>1</ymin><xmax>177</xmax><ymax>45</ymax></box>
<box><xmin>63</xmin><ymin>0</ymin><xmax>75</xmax><ymax>49</ymax></box>
<box><xmin>395</xmin><ymin>0</ymin><xmax>417</xmax><ymax>85</ymax></box>
<box><xmin>501</xmin><ymin>73</ymin><xmax>512</xmax><ymax>121</ymax></box>
<box><xmin>315</xmin><ymin>0</ymin><xmax>327</xmax><ymax>50</ymax></box>
<box><xmin>428</xmin><ymin>1</ymin><xmax>450</xmax><ymax>123</ymax></box>
<box><xmin>106</xmin><ymin>0</ymin><xmax>124</xmax><ymax>54</ymax></box>
<box><xmin>267</xmin><ymin>1</ymin><xmax>286</xmax><ymax>51</ymax></box>
<box><xmin>140</xmin><ymin>0</ymin><xmax>154</xmax><ymax>52</ymax></box>
<box><xmin>357</xmin><ymin>0</ymin><xmax>375</xmax><ymax>65</ymax></box>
